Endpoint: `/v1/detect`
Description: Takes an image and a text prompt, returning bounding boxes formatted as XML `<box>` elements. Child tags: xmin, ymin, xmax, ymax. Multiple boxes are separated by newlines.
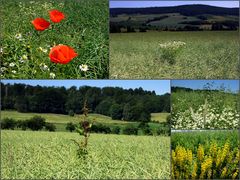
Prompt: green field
<box><xmin>151</xmin><ymin>112</ymin><xmax>169</xmax><ymax>122</ymax></box>
<box><xmin>1</xmin><ymin>130</ymin><xmax>170</xmax><ymax>179</ymax></box>
<box><xmin>1</xmin><ymin>111</ymin><xmax>169</xmax><ymax>132</ymax></box>
<box><xmin>110</xmin><ymin>31</ymin><xmax>238</xmax><ymax>79</ymax></box>
<box><xmin>1</xmin><ymin>0</ymin><xmax>108</xmax><ymax>79</ymax></box>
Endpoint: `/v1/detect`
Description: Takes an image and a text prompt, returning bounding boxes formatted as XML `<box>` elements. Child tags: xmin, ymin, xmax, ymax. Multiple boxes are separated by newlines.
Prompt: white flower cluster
<box><xmin>172</xmin><ymin>104</ymin><xmax>239</xmax><ymax>129</ymax></box>
<box><xmin>159</xmin><ymin>41</ymin><xmax>186</xmax><ymax>50</ymax></box>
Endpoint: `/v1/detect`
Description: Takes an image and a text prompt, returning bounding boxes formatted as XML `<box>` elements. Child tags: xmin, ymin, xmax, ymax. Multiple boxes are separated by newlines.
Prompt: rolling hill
<box><xmin>110</xmin><ymin>4</ymin><xmax>239</xmax><ymax>32</ymax></box>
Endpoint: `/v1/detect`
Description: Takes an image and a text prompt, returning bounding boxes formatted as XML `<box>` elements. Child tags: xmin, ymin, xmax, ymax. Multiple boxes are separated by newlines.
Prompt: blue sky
<box><xmin>1</xmin><ymin>80</ymin><xmax>170</xmax><ymax>95</ymax></box>
<box><xmin>171</xmin><ymin>80</ymin><xmax>239</xmax><ymax>92</ymax></box>
<box><xmin>110</xmin><ymin>1</ymin><xmax>239</xmax><ymax>8</ymax></box>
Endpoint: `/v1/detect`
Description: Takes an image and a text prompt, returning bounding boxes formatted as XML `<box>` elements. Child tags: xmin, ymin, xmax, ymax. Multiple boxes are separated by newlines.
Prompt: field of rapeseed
<box><xmin>1</xmin><ymin>0</ymin><xmax>109</xmax><ymax>79</ymax></box>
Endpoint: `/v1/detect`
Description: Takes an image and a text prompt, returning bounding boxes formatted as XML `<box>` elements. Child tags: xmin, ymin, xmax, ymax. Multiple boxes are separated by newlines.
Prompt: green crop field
<box><xmin>1</xmin><ymin>0</ymin><xmax>109</xmax><ymax>79</ymax></box>
<box><xmin>110</xmin><ymin>31</ymin><xmax>238</xmax><ymax>79</ymax></box>
<box><xmin>1</xmin><ymin>130</ymin><xmax>170</xmax><ymax>179</ymax></box>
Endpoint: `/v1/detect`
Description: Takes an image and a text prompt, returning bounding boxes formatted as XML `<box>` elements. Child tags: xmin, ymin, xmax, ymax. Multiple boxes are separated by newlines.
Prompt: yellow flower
<box><xmin>191</xmin><ymin>161</ymin><xmax>197</xmax><ymax>179</ymax></box>
<box><xmin>232</xmin><ymin>170</ymin><xmax>239</xmax><ymax>179</ymax></box>
<box><xmin>220</xmin><ymin>167</ymin><xmax>227</xmax><ymax>178</ymax></box>
<box><xmin>186</xmin><ymin>149</ymin><xmax>193</xmax><ymax>163</ymax></box>
<box><xmin>200</xmin><ymin>157</ymin><xmax>212</xmax><ymax>179</ymax></box>
<box><xmin>197</xmin><ymin>144</ymin><xmax>205</xmax><ymax>162</ymax></box>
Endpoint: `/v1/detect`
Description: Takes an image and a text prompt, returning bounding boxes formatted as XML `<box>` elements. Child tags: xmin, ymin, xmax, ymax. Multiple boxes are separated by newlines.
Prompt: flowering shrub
<box><xmin>159</xmin><ymin>41</ymin><xmax>186</xmax><ymax>64</ymax></box>
<box><xmin>172</xmin><ymin>104</ymin><xmax>239</xmax><ymax>129</ymax></box>
<box><xmin>172</xmin><ymin>142</ymin><xmax>239</xmax><ymax>179</ymax></box>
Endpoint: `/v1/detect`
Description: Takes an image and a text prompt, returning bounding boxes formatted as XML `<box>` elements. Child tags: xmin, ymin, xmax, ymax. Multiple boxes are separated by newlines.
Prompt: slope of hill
<box><xmin>110</xmin><ymin>5</ymin><xmax>239</xmax><ymax>16</ymax></box>
<box><xmin>110</xmin><ymin>5</ymin><xmax>239</xmax><ymax>32</ymax></box>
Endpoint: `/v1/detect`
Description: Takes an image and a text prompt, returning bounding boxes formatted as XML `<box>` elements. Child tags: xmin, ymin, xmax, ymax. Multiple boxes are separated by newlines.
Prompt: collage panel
<box><xmin>109</xmin><ymin>1</ymin><xmax>239</xmax><ymax>79</ymax></box>
<box><xmin>1</xmin><ymin>80</ymin><xmax>171</xmax><ymax>179</ymax></box>
<box><xmin>171</xmin><ymin>130</ymin><xmax>239</xmax><ymax>179</ymax></box>
<box><xmin>1</xmin><ymin>0</ymin><xmax>109</xmax><ymax>79</ymax></box>
<box><xmin>171</xmin><ymin>80</ymin><xmax>239</xmax><ymax>130</ymax></box>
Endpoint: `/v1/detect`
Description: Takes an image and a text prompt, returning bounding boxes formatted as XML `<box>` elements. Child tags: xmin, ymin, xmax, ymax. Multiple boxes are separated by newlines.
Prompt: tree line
<box><xmin>1</xmin><ymin>83</ymin><xmax>170</xmax><ymax>122</ymax></box>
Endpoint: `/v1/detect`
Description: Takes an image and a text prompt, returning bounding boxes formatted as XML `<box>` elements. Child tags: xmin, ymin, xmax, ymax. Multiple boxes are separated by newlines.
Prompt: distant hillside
<box><xmin>110</xmin><ymin>4</ymin><xmax>239</xmax><ymax>32</ymax></box>
<box><xmin>110</xmin><ymin>5</ymin><xmax>239</xmax><ymax>16</ymax></box>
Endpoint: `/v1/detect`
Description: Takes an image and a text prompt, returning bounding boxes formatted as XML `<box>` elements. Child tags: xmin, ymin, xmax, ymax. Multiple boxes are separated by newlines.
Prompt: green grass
<box><xmin>171</xmin><ymin>130</ymin><xmax>239</xmax><ymax>154</ymax></box>
<box><xmin>151</xmin><ymin>113</ymin><xmax>169</xmax><ymax>122</ymax></box>
<box><xmin>1</xmin><ymin>0</ymin><xmax>109</xmax><ymax>79</ymax></box>
<box><xmin>110</xmin><ymin>31</ymin><xmax>239</xmax><ymax>79</ymax></box>
<box><xmin>1</xmin><ymin>130</ymin><xmax>170</xmax><ymax>179</ymax></box>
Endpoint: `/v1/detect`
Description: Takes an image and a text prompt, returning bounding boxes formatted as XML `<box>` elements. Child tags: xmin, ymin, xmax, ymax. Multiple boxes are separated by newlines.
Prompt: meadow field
<box><xmin>171</xmin><ymin>88</ymin><xmax>239</xmax><ymax>129</ymax></box>
<box><xmin>110</xmin><ymin>31</ymin><xmax>238</xmax><ymax>79</ymax></box>
<box><xmin>1</xmin><ymin>111</ymin><xmax>169</xmax><ymax>133</ymax></box>
<box><xmin>1</xmin><ymin>130</ymin><xmax>170</xmax><ymax>179</ymax></box>
<box><xmin>171</xmin><ymin>130</ymin><xmax>239</xmax><ymax>179</ymax></box>
<box><xmin>1</xmin><ymin>0</ymin><xmax>109</xmax><ymax>79</ymax></box>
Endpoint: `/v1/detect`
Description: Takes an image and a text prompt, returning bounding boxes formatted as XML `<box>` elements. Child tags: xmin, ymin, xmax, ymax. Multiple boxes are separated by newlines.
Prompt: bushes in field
<box><xmin>1</xmin><ymin>118</ymin><xmax>16</xmax><ymax>129</ymax></box>
<box><xmin>27</xmin><ymin>116</ymin><xmax>46</xmax><ymax>131</ymax></box>
<box><xmin>45</xmin><ymin>123</ymin><xmax>56</xmax><ymax>132</ymax></box>
<box><xmin>1</xmin><ymin>116</ymin><xmax>56</xmax><ymax>131</ymax></box>
<box><xmin>122</xmin><ymin>125</ymin><xmax>138</xmax><ymax>135</ymax></box>
<box><xmin>66</xmin><ymin>122</ymin><xmax>76</xmax><ymax>132</ymax></box>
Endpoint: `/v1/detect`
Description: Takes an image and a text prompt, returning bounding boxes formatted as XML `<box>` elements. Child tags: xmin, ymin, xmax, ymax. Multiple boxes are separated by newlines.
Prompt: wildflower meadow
<box><xmin>171</xmin><ymin>84</ymin><xmax>239</xmax><ymax>130</ymax></box>
<box><xmin>1</xmin><ymin>0</ymin><xmax>109</xmax><ymax>79</ymax></box>
<box><xmin>171</xmin><ymin>130</ymin><xmax>239</xmax><ymax>179</ymax></box>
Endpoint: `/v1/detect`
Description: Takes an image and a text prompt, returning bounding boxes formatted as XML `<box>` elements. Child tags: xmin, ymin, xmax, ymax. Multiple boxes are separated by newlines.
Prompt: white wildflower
<box><xmin>50</xmin><ymin>72</ymin><xmax>56</xmax><ymax>79</ymax></box>
<box><xmin>0</xmin><ymin>67</ymin><xmax>7</xmax><ymax>72</ymax></box>
<box><xmin>19</xmin><ymin>55</ymin><xmax>28</xmax><ymax>63</ymax></box>
<box><xmin>79</xmin><ymin>64</ymin><xmax>89</xmax><ymax>72</ymax></box>
<box><xmin>15</xmin><ymin>33</ymin><xmax>23</xmax><ymax>40</ymax></box>
<box><xmin>12</xmin><ymin>70</ymin><xmax>17</xmax><ymax>74</ymax></box>
<box><xmin>38</xmin><ymin>47</ymin><xmax>48</xmax><ymax>53</ymax></box>
<box><xmin>39</xmin><ymin>63</ymin><xmax>49</xmax><ymax>71</ymax></box>
<box><xmin>9</xmin><ymin>62</ymin><xmax>16</xmax><ymax>67</ymax></box>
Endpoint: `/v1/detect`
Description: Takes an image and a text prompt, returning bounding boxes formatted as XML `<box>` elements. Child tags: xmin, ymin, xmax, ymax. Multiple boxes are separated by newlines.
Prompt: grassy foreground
<box><xmin>110</xmin><ymin>31</ymin><xmax>238</xmax><ymax>79</ymax></box>
<box><xmin>1</xmin><ymin>130</ymin><xmax>170</xmax><ymax>179</ymax></box>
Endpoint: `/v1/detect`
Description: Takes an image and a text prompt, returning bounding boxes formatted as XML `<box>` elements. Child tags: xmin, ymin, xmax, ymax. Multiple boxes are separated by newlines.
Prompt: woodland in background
<box><xmin>1</xmin><ymin>83</ymin><xmax>170</xmax><ymax>122</ymax></box>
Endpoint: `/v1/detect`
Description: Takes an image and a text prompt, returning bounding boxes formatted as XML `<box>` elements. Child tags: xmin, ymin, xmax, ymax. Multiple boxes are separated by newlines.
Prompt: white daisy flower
<box><xmin>50</xmin><ymin>72</ymin><xmax>56</xmax><ymax>79</ymax></box>
<box><xmin>15</xmin><ymin>33</ymin><xmax>23</xmax><ymax>40</ymax></box>
<box><xmin>0</xmin><ymin>67</ymin><xmax>7</xmax><ymax>72</ymax></box>
<box><xmin>38</xmin><ymin>47</ymin><xmax>48</xmax><ymax>53</ymax></box>
<box><xmin>39</xmin><ymin>63</ymin><xmax>49</xmax><ymax>71</ymax></box>
<box><xmin>79</xmin><ymin>64</ymin><xmax>89</xmax><ymax>72</ymax></box>
<box><xmin>9</xmin><ymin>62</ymin><xmax>16</xmax><ymax>67</ymax></box>
<box><xmin>12</xmin><ymin>70</ymin><xmax>17</xmax><ymax>74</ymax></box>
<box><xmin>19</xmin><ymin>55</ymin><xmax>28</xmax><ymax>63</ymax></box>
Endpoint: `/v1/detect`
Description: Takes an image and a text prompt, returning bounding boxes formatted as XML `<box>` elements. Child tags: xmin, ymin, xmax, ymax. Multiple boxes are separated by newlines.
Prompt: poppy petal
<box><xmin>49</xmin><ymin>45</ymin><xmax>78</xmax><ymax>64</ymax></box>
<box><xmin>49</xmin><ymin>10</ymin><xmax>65</xmax><ymax>23</ymax></box>
<box><xmin>32</xmin><ymin>18</ymin><xmax>50</xmax><ymax>31</ymax></box>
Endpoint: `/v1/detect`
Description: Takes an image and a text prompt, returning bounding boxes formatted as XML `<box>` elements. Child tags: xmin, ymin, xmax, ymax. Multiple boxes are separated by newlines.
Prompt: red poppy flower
<box><xmin>49</xmin><ymin>45</ymin><xmax>78</xmax><ymax>64</ymax></box>
<box><xmin>49</xmin><ymin>10</ymin><xmax>65</xmax><ymax>23</ymax></box>
<box><xmin>31</xmin><ymin>18</ymin><xmax>50</xmax><ymax>31</ymax></box>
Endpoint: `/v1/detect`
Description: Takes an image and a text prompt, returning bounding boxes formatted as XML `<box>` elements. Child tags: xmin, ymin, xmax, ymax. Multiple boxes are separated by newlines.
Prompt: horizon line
<box><xmin>110</xmin><ymin>4</ymin><xmax>239</xmax><ymax>9</ymax></box>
